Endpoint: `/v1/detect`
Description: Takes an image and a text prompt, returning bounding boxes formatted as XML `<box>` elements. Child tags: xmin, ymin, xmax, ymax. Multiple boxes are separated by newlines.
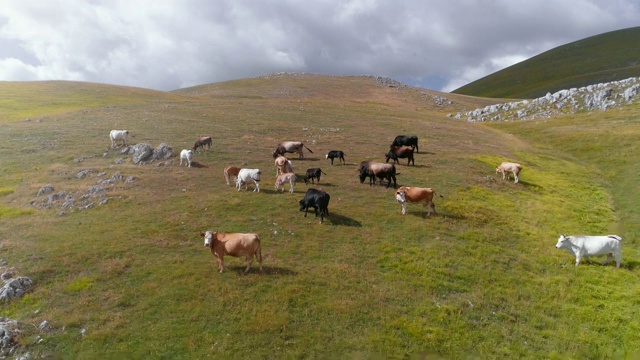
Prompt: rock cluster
<box><xmin>30</xmin><ymin>171</ymin><xmax>133</xmax><ymax>213</ymax></box>
<box><xmin>449</xmin><ymin>77</ymin><xmax>640</xmax><ymax>122</ymax></box>
<box><xmin>120</xmin><ymin>143</ymin><xmax>175</xmax><ymax>164</ymax></box>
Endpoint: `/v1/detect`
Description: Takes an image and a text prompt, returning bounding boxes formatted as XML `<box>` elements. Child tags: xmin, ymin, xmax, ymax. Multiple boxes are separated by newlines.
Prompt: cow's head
<box><xmin>555</xmin><ymin>234</ymin><xmax>570</xmax><ymax>249</ymax></box>
<box><xmin>358</xmin><ymin>168</ymin><xmax>368</xmax><ymax>183</ymax></box>
<box><xmin>201</xmin><ymin>231</ymin><xmax>214</xmax><ymax>247</ymax></box>
<box><xmin>299</xmin><ymin>199</ymin><xmax>306</xmax><ymax>211</ymax></box>
<box><xmin>395</xmin><ymin>190</ymin><xmax>406</xmax><ymax>203</ymax></box>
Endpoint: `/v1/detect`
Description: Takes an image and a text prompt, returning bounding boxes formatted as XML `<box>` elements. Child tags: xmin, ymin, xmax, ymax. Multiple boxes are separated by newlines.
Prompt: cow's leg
<box><xmin>603</xmin><ymin>254</ymin><xmax>613</xmax><ymax>265</ymax></box>
<box><xmin>615</xmin><ymin>251</ymin><xmax>621</xmax><ymax>268</ymax></box>
<box><xmin>244</xmin><ymin>256</ymin><xmax>253</xmax><ymax>273</ymax></box>
<box><xmin>401</xmin><ymin>202</ymin><xmax>407</xmax><ymax>215</ymax></box>
<box><xmin>217</xmin><ymin>257</ymin><xmax>224</xmax><ymax>273</ymax></box>
<box><xmin>514</xmin><ymin>173</ymin><xmax>519</xmax><ymax>183</ymax></box>
<box><xmin>254</xmin><ymin>180</ymin><xmax>260</xmax><ymax>192</ymax></box>
<box><xmin>304</xmin><ymin>205</ymin><xmax>309</xmax><ymax>217</ymax></box>
<box><xmin>575</xmin><ymin>254</ymin><xmax>582</xmax><ymax>266</ymax></box>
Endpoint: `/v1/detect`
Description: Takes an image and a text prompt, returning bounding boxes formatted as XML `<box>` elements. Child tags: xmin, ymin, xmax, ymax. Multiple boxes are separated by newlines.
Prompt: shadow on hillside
<box><xmin>227</xmin><ymin>266</ymin><xmax>298</xmax><ymax>276</ymax></box>
<box><xmin>328</xmin><ymin>213</ymin><xmax>362</xmax><ymax>227</ymax></box>
<box><xmin>298</xmin><ymin>182</ymin><xmax>336</xmax><ymax>187</ymax></box>
<box><xmin>416</xmin><ymin>151</ymin><xmax>436</xmax><ymax>156</ymax></box>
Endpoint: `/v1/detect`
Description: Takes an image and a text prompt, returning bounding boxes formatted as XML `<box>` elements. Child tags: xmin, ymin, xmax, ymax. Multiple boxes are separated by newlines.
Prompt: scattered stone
<box><xmin>76</xmin><ymin>170</ymin><xmax>92</xmax><ymax>179</ymax></box>
<box><xmin>0</xmin><ymin>277</ymin><xmax>33</xmax><ymax>302</ymax></box>
<box><xmin>74</xmin><ymin>157</ymin><xmax>84</xmax><ymax>163</ymax></box>
<box><xmin>36</xmin><ymin>185</ymin><xmax>54</xmax><ymax>197</ymax></box>
<box><xmin>125</xmin><ymin>176</ymin><xmax>134</xmax><ymax>183</ymax></box>
<box><xmin>38</xmin><ymin>320</ymin><xmax>50</xmax><ymax>331</ymax></box>
<box><xmin>114</xmin><ymin>158</ymin><xmax>125</xmax><ymax>164</ymax></box>
<box><xmin>0</xmin><ymin>272</ymin><xmax>13</xmax><ymax>281</ymax></box>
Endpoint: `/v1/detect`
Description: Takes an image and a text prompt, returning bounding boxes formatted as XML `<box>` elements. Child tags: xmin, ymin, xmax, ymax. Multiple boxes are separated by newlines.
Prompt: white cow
<box><xmin>109</xmin><ymin>130</ymin><xmax>129</xmax><ymax>148</ymax></box>
<box><xmin>555</xmin><ymin>234</ymin><xmax>622</xmax><ymax>268</ymax></box>
<box><xmin>275</xmin><ymin>172</ymin><xmax>296</xmax><ymax>193</ymax></box>
<box><xmin>496</xmin><ymin>162</ymin><xmax>522</xmax><ymax>183</ymax></box>
<box><xmin>236</xmin><ymin>169</ymin><xmax>261</xmax><ymax>192</ymax></box>
<box><xmin>180</xmin><ymin>149</ymin><xmax>193</xmax><ymax>167</ymax></box>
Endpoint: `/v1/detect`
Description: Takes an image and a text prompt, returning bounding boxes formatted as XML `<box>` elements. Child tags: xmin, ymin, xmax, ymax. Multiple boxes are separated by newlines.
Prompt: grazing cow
<box><xmin>180</xmin><ymin>149</ymin><xmax>193</xmax><ymax>167</ymax></box>
<box><xmin>395</xmin><ymin>186</ymin><xmax>438</xmax><ymax>216</ymax></box>
<box><xmin>386</xmin><ymin>145</ymin><xmax>415</xmax><ymax>166</ymax></box>
<box><xmin>275</xmin><ymin>172</ymin><xmax>297</xmax><ymax>193</ymax></box>
<box><xmin>274</xmin><ymin>156</ymin><xmax>294</xmax><ymax>177</ymax></box>
<box><xmin>236</xmin><ymin>168</ymin><xmax>261</xmax><ymax>192</ymax></box>
<box><xmin>303</xmin><ymin>168</ymin><xmax>327</xmax><ymax>184</ymax></box>
<box><xmin>299</xmin><ymin>188</ymin><xmax>330</xmax><ymax>224</ymax></box>
<box><xmin>325</xmin><ymin>150</ymin><xmax>346</xmax><ymax>165</ymax></box>
<box><xmin>273</xmin><ymin>141</ymin><xmax>314</xmax><ymax>159</ymax></box>
<box><xmin>109</xmin><ymin>130</ymin><xmax>129</xmax><ymax>148</ymax></box>
<box><xmin>390</xmin><ymin>135</ymin><xmax>419</xmax><ymax>153</ymax></box>
<box><xmin>359</xmin><ymin>162</ymin><xmax>397</xmax><ymax>188</ymax></box>
<box><xmin>555</xmin><ymin>234</ymin><xmax>622</xmax><ymax>268</ymax></box>
<box><xmin>496</xmin><ymin>162</ymin><xmax>523</xmax><ymax>183</ymax></box>
<box><xmin>224</xmin><ymin>166</ymin><xmax>241</xmax><ymax>186</ymax></box>
<box><xmin>193</xmin><ymin>136</ymin><xmax>212</xmax><ymax>151</ymax></box>
<box><xmin>200</xmin><ymin>230</ymin><xmax>262</xmax><ymax>273</ymax></box>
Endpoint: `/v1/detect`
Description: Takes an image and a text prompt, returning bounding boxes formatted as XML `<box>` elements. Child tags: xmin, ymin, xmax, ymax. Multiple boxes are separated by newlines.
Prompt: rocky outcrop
<box><xmin>450</xmin><ymin>77</ymin><xmax>640</xmax><ymax>122</ymax></box>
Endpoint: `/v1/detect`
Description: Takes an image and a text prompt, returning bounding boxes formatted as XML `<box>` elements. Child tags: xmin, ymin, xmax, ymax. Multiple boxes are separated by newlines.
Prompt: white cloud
<box><xmin>0</xmin><ymin>0</ymin><xmax>638</xmax><ymax>91</ymax></box>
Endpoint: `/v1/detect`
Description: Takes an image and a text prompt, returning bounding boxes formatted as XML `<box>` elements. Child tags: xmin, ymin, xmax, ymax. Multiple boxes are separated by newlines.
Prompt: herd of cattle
<box><xmin>109</xmin><ymin>130</ymin><xmax>624</xmax><ymax>272</ymax></box>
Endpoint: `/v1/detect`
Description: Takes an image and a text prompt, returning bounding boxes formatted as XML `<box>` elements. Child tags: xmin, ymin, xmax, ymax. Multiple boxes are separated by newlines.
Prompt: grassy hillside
<box><xmin>453</xmin><ymin>26</ymin><xmax>640</xmax><ymax>99</ymax></box>
<box><xmin>0</xmin><ymin>76</ymin><xmax>638</xmax><ymax>358</ymax></box>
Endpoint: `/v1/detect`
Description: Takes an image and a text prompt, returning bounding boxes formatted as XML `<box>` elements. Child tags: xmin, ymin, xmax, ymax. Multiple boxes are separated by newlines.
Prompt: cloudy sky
<box><xmin>1</xmin><ymin>1</ymin><xmax>638</xmax><ymax>92</ymax></box>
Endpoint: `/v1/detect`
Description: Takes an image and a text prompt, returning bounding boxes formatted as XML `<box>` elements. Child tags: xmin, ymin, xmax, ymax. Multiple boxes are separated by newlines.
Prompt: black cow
<box><xmin>303</xmin><ymin>168</ymin><xmax>327</xmax><ymax>184</ymax></box>
<box><xmin>386</xmin><ymin>145</ymin><xmax>415</xmax><ymax>166</ymax></box>
<box><xmin>390</xmin><ymin>135</ymin><xmax>419</xmax><ymax>153</ymax></box>
<box><xmin>299</xmin><ymin>189</ymin><xmax>330</xmax><ymax>223</ymax></box>
<box><xmin>325</xmin><ymin>150</ymin><xmax>346</xmax><ymax>165</ymax></box>
<box><xmin>359</xmin><ymin>162</ymin><xmax>397</xmax><ymax>188</ymax></box>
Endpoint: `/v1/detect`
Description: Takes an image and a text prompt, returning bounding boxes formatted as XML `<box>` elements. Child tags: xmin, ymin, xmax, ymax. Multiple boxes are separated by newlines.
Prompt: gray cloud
<box><xmin>1</xmin><ymin>0</ymin><xmax>638</xmax><ymax>92</ymax></box>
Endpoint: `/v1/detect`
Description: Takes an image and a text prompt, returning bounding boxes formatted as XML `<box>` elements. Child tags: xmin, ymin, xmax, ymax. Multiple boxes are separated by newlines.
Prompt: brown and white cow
<box><xmin>395</xmin><ymin>186</ymin><xmax>437</xmax><ymax>216</ymax></box>
<box><xmin>273</xmin><ymin>141</ymin><xmax>313</xmax><ymax>159</ymax></box>
<box><xmin>193</xmin><ymin>136</ymin><xmax>212</xmax><ymax>151</ymax></box>
<box><xmin>386</xmin><ymin>145</ymin><xmax>415</xmax><ymax>166</ymax></box>
<box><xmin>496</xmin><ymin>162</ymin><xmax>522</xmax><ymax>183</ymax></box>
<box><xmin>275</xmin><ymin>172</ymin><xmax>296</xmax><ymax>193</ymax></box>
<box><xmin>274</xmin><ymin>156</ymin><xmax>294</xmax><ymax>177</ymax></box>
<box><xmin>200</xmin><ymin>230</ymin><xmax>263</xmax><ymax>273</ymax></box>
<box><xmin>224</xmin><ymin>166</ymin><xmax>241</xmax><ymax>186</ymax></box>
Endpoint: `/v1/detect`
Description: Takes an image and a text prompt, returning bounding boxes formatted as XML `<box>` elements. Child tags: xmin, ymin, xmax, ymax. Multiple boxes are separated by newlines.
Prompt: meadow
<box><xmin>0</xmin><ymin>75</ymin><xmax>638</xmax><ymax>358</ymax></box>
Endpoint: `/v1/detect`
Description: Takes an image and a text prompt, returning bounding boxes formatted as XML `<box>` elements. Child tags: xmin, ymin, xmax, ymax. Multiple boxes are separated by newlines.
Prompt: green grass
<box><xmin>453</xmin><ymin>26</ymin><xmax>640</xmax><ymax>99</ymax></box>
<box><xmin>0</xmin><ymin>77</ymin><xmax>638</xmax><ymax>358</ymax></box>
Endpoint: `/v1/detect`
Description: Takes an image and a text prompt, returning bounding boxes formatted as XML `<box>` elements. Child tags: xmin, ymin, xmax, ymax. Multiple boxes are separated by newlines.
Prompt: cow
<box><xmin>275</xmin><ymin>172</ymin><xmax>297</xmax><ymax>193</ymax></box>
<box><xmin>109</xmin><ymin>130</ymin><xmax>129</xmax><ymax>148</ymax></box>
<box><xmin>274</xmin><ymin>156</ymin><xmax>294</xmax><ymax>177</ymax></box>
<box><xmin>395</xmin><ymin>186</ymin><xmax>438</xmax><ymax>216</ymax></box>
<box><xmin>273</xmin><ymin>141</ymin><xmax>314</xmax><ymax>159</ymax></box>
<box><xmin>236</xmin><ymin>168</ymin><xmax>261</xmax><ymax>192</ymax></box>
<box><xmin>224</xmin><ymin>166</ymin><xmax>241</xmax><ymax>186</ymax></box>
<box><xmin>390</xmin><ymin>135</ymin><xmax>419</xmax><ymax>153</ymax></box>
<box><xmin>359</xmin><ymin>162</ymin><xmax>397</xmax><ymax>188</ymax></box>
<box><xmin>325</xmin><ymin>150</ymin><xmax>346</xmax><ymax>165</ymax></box>
<box><xmin>193</xmin><ymin>136</ymin><xmax>212</xmax><ymax>151</ymax></box>
<box><xmin>179</xmin><ymin>149</ymin><xmax>193</xmax><ymax>167</ymax></box>
<box><xmin>299</xmin><ymin>188</ymin><xmax>330</xmax><ymax>224</ymax></box>
<box><xmin>200</xmin><ymin>230</ymin><xmax>262</xmax><ymax>273</ymax></box>
<box><xmin>386</xmin><ymin>145</ymin><xmax>415</xmax><ymax>166</ymax></box>
<box><xmin>555</xmin><ymin>234</ymin><xmax>622</xmax><ymax>268</ymax></box>
<box><xmin>303</xmin><ymin>168</ymin><xmax>327</xmax><ymax>184</ymax></box>
<box><xmin>496</xmin><ymin>162</ymin><xmax>523</xmax><ymax>183</ymax></box>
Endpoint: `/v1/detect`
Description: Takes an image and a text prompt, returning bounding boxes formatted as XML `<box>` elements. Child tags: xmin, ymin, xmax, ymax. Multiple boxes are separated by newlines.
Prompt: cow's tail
<box><xmin>608</xmin><ymin>235</ymin><xmax>622</xmax><ymax>241</ymax></box>
<box><xmin>321</xmin><ymin>170</ymin><xmax>327</xmax><ymax>175</ymax></box>
<box><xmin>303</xmin><ymin>144</ymin><xmax>314</xmax><ymax>153</ymax></box>
<box><xmin>224</xmin><ymin>170</ymin><xmax>230</xmax><ymax>185</ymax></box>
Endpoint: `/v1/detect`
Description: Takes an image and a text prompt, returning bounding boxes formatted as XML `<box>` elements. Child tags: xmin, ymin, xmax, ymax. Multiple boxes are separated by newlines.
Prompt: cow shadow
<box><xmin>406</xmin><ymin>211</ymin><xmax>466</xmax><ymax>220</ymax></box>
<box><xmin>621</xmin><ymin>259</ymin><xmax>640</xmax><ymax>270</ymax></box>
<box><xmin>300</xmin><ymin>182</ymin><xmax>336</xmax><ymax>187</ymax></box>
<box><xmin>327</xmin><ymin>213</ymin><xmax>362</xmax><ymax>227</ymax></box>
<box><xmin>416</xmin><ymin>151</ymin><xmax>436</xmax><ymax>156</ymax></box>
<box><xmin>189</xmin><ymin>161</ymin><xmax>208</xmax><ymax>168</ymax></box>
<box><xmin>226</xmin><ymin>266</ymin><xmax>298</xmax><ymax>276</ymax></box>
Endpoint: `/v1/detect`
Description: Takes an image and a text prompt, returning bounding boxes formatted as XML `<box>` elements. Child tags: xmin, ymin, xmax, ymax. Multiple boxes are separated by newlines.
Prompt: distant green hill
<box><xmin>452</xmin><ymin>26</ymin><xmax>640</xmax><ymax>99</ymax></box>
